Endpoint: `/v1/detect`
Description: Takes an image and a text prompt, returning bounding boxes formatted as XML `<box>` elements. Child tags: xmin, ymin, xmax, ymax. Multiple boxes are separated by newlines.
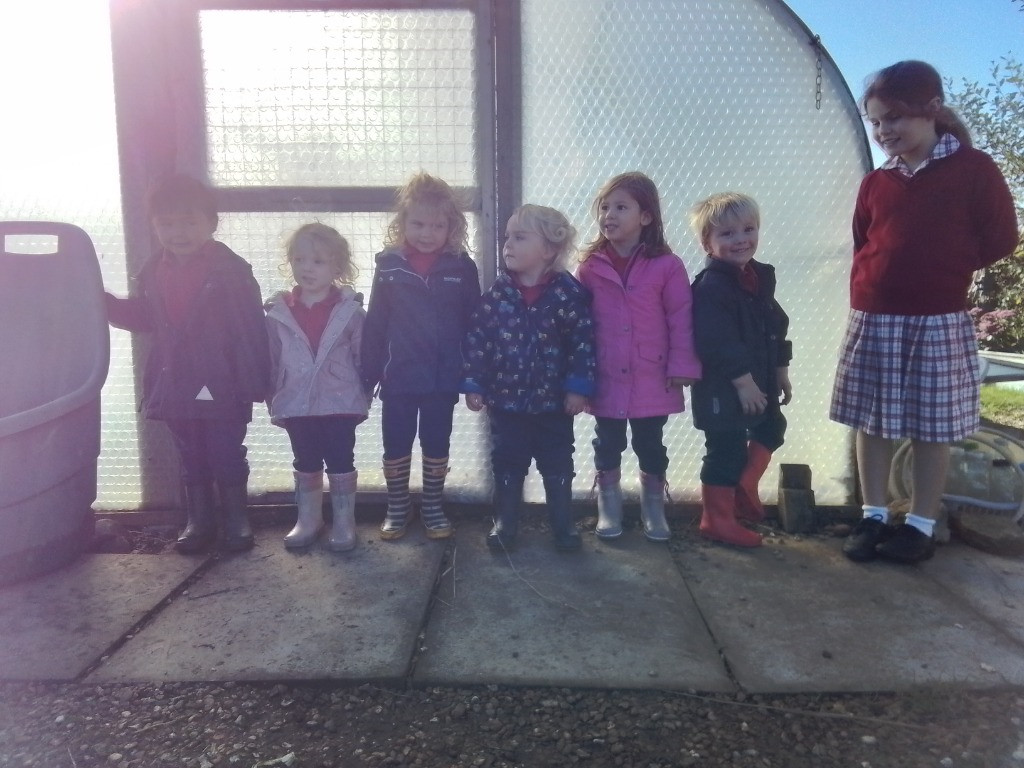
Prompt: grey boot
<box><xmin>640</xmin><ymin>472</ymin><xmax>671</xmax><ymax>542</ymax></box>
<box><xmin>326</xmin><ymin>470</ymin><xmax>358</xmax><ymax>552</ymax></box>
<box><xmin>595</xmin><ymin>468</ymin><xmax>624</xmax><ymax>539</ymax></box>
<box><xmin>175</xmin><ymin>483</ymin><xmax>216</xmax><ymax>554</ymax></box>
<box><xmin>219</xmin><ymin>483</ymin><xmax>255</xmax><ymax>552</ymax></box>
<box><xmin>285</xmin><ymin>470</ymin><xmax>324</xmax><ymax>549</ymax></box>
<box><xmin>487</xmin><ymin>473</ymin><xmax>524</xmax><ymax>551</ymax></box>
<box><xmin>543</xmin><ymin>474</ymin><xmax>581</xmax><ymax>551</ymax></box>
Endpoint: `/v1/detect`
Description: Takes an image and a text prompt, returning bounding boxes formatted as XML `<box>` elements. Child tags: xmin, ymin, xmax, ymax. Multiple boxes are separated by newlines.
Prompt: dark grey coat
<box><xmin>690</xmin><ymin>259</ymin><xmax>791</xmax><ymax>432</ymax></box>
<box><xmin>106</xmin><ymin>241</ymin><xmax>271</xmax><ymax>422</ymax></box>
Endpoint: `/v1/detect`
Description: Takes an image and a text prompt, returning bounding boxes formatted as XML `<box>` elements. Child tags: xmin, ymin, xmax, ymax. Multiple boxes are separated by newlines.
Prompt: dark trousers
<box><xmin>592</xmin><ymin>415</ymin><xmax>670</xmax><ymax>475</ymax></box>
<box><xmin>700</xmin><ymin>411</ymin><xmax>786</xmax><ymax>486</ymax></box>
<box><xmin>164</xmin><ymin>418</ymin><xmax>249</xmax><ymax>486</ymax></box>
<box><xmin>283</xmin><ymin>415</ymin><xmax>361</xmax><ymax>473</ymax></box>
<box><xmin>381</xmin><ymin>392</ymin><xmax>459</xmax><ymax>459</ymax></box>
<box><xmin>489</xmin><ymin>409</ymin><xmax>575</xmax><ymax>479</ymax></box>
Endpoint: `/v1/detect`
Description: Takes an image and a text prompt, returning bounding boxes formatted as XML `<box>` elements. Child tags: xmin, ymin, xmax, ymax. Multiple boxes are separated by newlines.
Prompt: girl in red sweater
<box><xmin>830</xmin><ymin>61</ymin><xmax>1019</xmax><ymax>564</ymax></box>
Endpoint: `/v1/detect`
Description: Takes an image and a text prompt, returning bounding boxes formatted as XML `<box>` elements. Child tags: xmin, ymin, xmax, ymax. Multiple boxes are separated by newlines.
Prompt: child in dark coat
<box><xmin>463</xmin><ymin>204</ymin><xmax>596</xmax><ymax>551</ymax></box>
<box><xmin>105</xmin><ymin>174</ymin><xmax>270</xmax><ymax>553</ymax></box>
<box><xmin>360</xmin><ymin>172</ymin><xmax>481</xmax><ymax>540</ymax></box>
<box><xmin>689</xmin><ymin>192</ymin><xmax>792</xmax><ymax>548</ymax></box>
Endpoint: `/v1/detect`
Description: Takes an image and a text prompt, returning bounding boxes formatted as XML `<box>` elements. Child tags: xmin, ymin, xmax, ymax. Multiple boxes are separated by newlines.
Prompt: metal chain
<box><xmin>811</xmin><ymin>35</ymin><xmax>823</xmax><ymax>110</ymax></box>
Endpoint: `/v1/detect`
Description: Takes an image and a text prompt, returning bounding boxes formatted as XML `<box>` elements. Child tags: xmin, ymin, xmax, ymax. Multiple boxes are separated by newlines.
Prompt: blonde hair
<box><xmin>283</xmin><ymin>222</ymin><xmax>357</xmax><ymax>285</ymax></box>
<box><xmin>689</xmin><ymin>192</ymin><xmax>761</xmax><ymax>252</ymax></box>
<box><xmin>511</xmin><ymin>204</ymin><xmax>577</xmax><ymax>272</ymax></box>
<box><xmin>384</xmin><ymin>172</ymin><xmax>470</xmax><ymax>254</ymax></box>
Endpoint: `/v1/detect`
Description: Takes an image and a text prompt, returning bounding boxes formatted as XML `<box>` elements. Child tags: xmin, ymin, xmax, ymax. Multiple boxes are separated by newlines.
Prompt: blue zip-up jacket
<box><xmin>462</xmin><ymin>271</ymin><xmax>597</xmax><ymax>413</ymax></box>
<box><xmin>360</xmin><ymin>248</ymin><xmax>480</xmax><ymax>397</ymax></box>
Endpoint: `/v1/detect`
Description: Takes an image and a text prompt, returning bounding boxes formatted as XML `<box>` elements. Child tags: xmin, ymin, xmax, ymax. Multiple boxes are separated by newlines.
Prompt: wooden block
<box><xmin>778</xmin><ymin>464</ymin><xmax>813</xmax><ymax>490</ymax></box>
<box><xmin>778</xmin><ymin>488</ymin><xmax>816</xmax><ymax>533</ymax></box>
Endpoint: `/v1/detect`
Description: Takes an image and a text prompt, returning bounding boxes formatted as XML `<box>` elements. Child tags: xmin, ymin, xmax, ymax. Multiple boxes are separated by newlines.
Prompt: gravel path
<box><xmin>1</xmin><ymin>680</ymin><xmax>1022</xmax><ymax>767</ymax></box>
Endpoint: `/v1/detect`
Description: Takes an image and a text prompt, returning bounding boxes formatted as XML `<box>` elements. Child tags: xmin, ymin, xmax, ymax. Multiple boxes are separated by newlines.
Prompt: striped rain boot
<box><xmin>380</xmin><ymin>456</ymin><xmax>412</xmax><ymax>541</ymax></box>
<box><xmin>420</xmin><ymin>455</ymin><xmax>454</xmax><ymax>539</ymax></box>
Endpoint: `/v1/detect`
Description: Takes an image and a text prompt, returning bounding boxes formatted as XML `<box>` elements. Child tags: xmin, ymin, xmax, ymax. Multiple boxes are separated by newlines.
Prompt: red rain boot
<box><xmin>736</xmin><ymin>442</ymin><xmax>772</xmax><ymax>523</ymax></box>
<box><xmin>699</xmin><ymin>484</ymin><xmax>762</xmax><ymax>548</ymax></box>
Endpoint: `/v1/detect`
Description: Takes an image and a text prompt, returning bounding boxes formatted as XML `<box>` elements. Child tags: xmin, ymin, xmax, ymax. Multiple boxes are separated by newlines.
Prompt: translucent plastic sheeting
<box><xmin>521</xmin><ymin>0</ymin><xmax>871</xmax><ymax>503</ymax></box>
<box><xmin>2</xmin><ymin>0</ymin><xmax>870</xmax><ymax>508</ymax></box>
<box><xmin>200</xmin><ymin>10</ymin><xmax>478</xmax><ymax>188</ymax></box>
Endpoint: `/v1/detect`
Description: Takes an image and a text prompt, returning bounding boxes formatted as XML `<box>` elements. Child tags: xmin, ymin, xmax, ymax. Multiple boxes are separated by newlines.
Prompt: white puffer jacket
<box><xmin>265</xmin><ymin>286</ymin><xmax>370</xmax><ymax>424</ymax></box>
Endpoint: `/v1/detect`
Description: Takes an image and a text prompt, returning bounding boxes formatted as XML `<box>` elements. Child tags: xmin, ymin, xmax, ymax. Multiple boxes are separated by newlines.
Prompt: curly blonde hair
<box><xmin>511</xmin><ymin>204</ymin><xmax>578</xmax><ymax>272</ymax></box>
<box><xmin>689</xmin><ymin>192</ymin><xmax>760</xmax><ymax>253</ymax></box>
<box><xmin>383</xmin><ymin>172</ymin><xmax>470</xmax><ymax>254</ymax></box>
<box><xmin>282</xmin><ymin>222</ymin><xmax>357</xmax><ymax>285</ymax></box>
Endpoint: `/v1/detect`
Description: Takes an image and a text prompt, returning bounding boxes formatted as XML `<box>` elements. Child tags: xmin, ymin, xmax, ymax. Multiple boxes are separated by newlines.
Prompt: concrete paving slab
<box><xmin>87</xmin><ymin>525</ymin><xmax>447</xmax><ymax>683</ymax></box>
<box><xmin>921</xmin><ymin>540</ymin><xmax>1024</xmax><ymax>646</ymax></box>
<box><xmin>414</xmin><ymin>523</ymin><xmax>734</xmax><ymax>692</ymax></box>
<box><xmin>678</xmin><ymin>535</ymin><xmax>1024</xmax><ymax>693</ymax></box>
<box><xmin>0</xmin><ymin>554</ymin><xmax>205</xmax><ymax>681</ymax></box>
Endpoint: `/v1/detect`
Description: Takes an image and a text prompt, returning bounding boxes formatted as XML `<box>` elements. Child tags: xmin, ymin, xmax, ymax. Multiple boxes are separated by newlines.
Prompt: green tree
<box><xmin>947</xmin><ymin>57</ymin><xmax>1024</xmax><ymax>351</ymax></box>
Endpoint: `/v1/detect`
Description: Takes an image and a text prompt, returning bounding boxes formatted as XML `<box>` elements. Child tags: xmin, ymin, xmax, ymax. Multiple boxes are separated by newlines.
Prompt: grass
<box><xmin>980</xmin><ymin>384</ymin><xmax>1024</xmax><ymax>430</ymax></box>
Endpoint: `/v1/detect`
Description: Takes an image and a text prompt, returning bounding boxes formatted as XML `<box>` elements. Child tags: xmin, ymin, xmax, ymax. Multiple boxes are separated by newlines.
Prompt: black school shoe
<box><xmin>842</xmin><ymin>516</ymin><xmax>893</xmax><ymax>562</ymax></box>
<box><xmin>875</xmin><ymin>523</ymin><xmax>936</xmax><ymax>564</ymax></box>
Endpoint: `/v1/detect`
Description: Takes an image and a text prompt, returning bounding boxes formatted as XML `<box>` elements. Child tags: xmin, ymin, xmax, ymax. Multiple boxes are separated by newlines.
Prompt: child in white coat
<box><xmin>266</xmin><ymin>223</ymin><xmax>370</xmax><ymax>551</ymax></box>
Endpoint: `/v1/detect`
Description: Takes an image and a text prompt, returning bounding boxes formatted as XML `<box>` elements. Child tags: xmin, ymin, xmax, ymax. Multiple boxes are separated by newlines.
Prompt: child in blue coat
<box><xmin>463</xmin><ymin>204</ymin><xmax>596</xmax><ymax>551</ymax></box>
<box><xmin>361</xmin><ymin>173</ymin><xmax>481</xmax><ymax>541</ymax></box>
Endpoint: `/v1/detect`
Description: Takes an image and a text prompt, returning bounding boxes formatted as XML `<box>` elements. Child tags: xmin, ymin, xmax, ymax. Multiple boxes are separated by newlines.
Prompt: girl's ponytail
<box><xmin>935</xmin><ymin>105</ymin><xmax>972</xmax><ymax>148</ymax></box>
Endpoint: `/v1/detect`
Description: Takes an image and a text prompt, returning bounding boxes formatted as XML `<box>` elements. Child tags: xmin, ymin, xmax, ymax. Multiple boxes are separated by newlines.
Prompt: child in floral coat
<box><xmin>463</xmin><ymin>204</ymin><xmax>596</xmax><ymax>551</ymax></box>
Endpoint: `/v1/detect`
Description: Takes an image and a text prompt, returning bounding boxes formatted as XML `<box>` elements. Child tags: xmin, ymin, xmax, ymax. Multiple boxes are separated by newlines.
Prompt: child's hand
<box><xmin>466</xmin><ymin>393</ymin><xmax>485</xmax><ymax>411</ymax></box>
<box><xmin>732</xmin><ymin>373</ymin><xmax>767</xmax><ymax>415</ymax></box>
<box><xmin>777</xmin><ymin>367</ymin><xmax>793</xmax><ymax>405</ymax></box>
<box><xmin>564</xmin><ymin>393</ymin><xmax>588</xmax><ymax>416</ymax></box>
<box><xmin>667</xmin><ymin>376</ymin><xmax>695</xmax><ymax>389</ymax></box>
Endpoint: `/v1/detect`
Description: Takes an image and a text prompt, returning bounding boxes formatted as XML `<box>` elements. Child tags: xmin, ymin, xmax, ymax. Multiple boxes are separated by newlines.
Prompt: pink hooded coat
<box><xmin>576</xmin><ymin>248</ymin><xmax>702</xmax><ymax>419</ymax></box>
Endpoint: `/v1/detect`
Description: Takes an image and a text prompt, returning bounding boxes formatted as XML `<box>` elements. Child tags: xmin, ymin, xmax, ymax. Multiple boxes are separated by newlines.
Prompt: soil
<box><xmin>7</xmin><ymin>520</ymin><xmax>1024</xmax><ymax>768</ymax></box>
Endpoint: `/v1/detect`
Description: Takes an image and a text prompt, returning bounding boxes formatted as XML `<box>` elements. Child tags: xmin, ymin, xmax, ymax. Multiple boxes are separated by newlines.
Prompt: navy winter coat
<box><xmin>690</xmin><ymin>259</ymin><xmax>791</xmax><ymax>432</ymax></box>
<box><xmin>360</xmin><ymin>248</ymin><xmax>480</xmax><ymax>398</ymax></box>
<box><xmin>105</xmin><ymin>241</ymin><xmax>271</xmax><ymax>422</ymax></box>
<box><xmin>462</xmin><ymin>271</ymin><xmax>596</xmax><ymax>413</ymax></box>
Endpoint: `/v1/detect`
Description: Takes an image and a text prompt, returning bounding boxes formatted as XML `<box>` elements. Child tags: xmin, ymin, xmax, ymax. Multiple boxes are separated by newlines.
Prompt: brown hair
<box><xmin>283</xmin><ymin>222</ymin><xmax>357</xmax><ymax>286</ymax></box>
<box><xmin>581</xmin><ymin>171</ymin><xmax>670</xmax><ymax>261</ymax></box>
<box><xmin>383</xmin><ymin>172</ymin><xmax>470</xmax><ymax>254</ymax></box>
<box><xmin>861</xmin><ymin>60</ymin><xmax>972</xmax><ymax>147</ymax></box>
<box><xmin>147</xmin><ymin>174</ymin><xmax>218</xmax><ymax>226</ymax></box>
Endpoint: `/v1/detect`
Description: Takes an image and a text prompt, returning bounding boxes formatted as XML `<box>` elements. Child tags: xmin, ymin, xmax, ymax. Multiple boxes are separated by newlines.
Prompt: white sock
<box><xmin>861</xmin><ymin>504</ymin><xmax>889</xmax><ymax>524</ymax></box>
<box><xmin>905</xmin><ymin>513</ymin><xmax>935</xmax><ymax>537</ymax></box>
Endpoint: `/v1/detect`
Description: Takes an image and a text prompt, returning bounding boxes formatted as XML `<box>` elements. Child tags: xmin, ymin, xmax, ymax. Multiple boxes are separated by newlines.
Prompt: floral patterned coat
<box><xmin>462</xmin><ymin>271</ymin><xmax>596</xmax><ymax>413</ymax></box>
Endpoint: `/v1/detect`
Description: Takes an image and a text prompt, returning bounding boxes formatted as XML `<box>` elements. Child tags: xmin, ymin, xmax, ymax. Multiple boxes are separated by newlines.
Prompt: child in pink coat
<box><xmin>576</xmin><ymin>172</ymin><xmax>702</xmax><ymax>541</ymax></box>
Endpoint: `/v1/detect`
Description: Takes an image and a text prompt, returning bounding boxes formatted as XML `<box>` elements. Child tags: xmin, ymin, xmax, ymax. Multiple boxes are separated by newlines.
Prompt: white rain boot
<box><xmin>595</xmin><ymin>468</ymin><xmax>624</xmax><ymax>539</ymax></box>
<box><xmin>285</xmin><ymin>470</ymin><xmax>324</xmax><ymax>549</ymax></box>
<box><xmin>640</xmin><ymin>472</ymin><xmax>671</xmax><ymax>542</ymax></box>
<box><xmin>326</xmin><ymin>470</ymin><xmax>358</xmax><ymax>552</ymax></box>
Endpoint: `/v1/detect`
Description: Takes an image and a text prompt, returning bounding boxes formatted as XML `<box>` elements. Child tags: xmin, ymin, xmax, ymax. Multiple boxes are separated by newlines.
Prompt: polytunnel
<box><xmin>0</xmin><ymin>0</ymin><xmax>871</xmax><ymax>513</ymax></box>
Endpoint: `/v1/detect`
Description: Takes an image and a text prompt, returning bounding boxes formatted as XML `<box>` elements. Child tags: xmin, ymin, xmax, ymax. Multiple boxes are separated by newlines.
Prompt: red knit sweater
<box><xmin>850</xmin><ymin>146</ymin><xmax>1019</xmax><ymax>315</ymax></box>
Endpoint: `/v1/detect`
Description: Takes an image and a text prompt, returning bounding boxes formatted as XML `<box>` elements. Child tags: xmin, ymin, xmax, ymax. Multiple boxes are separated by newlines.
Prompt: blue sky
<box><xmin>784</xmin><ymin>0</ymin><xmax>1022</xmax><ymax>98</ymax></box>
<box><xmin>784</xmin><ymin>0</ymin><xmax>1022</xmax><ymax>163</ymax></box>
